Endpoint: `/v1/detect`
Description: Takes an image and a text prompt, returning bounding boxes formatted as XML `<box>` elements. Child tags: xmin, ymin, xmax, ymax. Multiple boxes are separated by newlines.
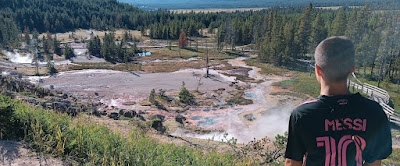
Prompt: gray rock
<box><xmin>109</xmin><ymin>113</ymin><xmax>119</xmax><ymax>120</ymax></box>
<box><xmin>100</xmin><ymin>110</ymin><xmax>107</xmax><ymax>116</ymax></box>
<box><xmin>136</xmin><ymin>114</ymin><xmax>146</xmax><ymax>121</ymax></box>
<box><xmin>244</xmin><ymin>113</ymin><xmax>256</xmax><ymax>121</ymax></box>
<box><xmin>175</xmin><ymin>115</ymin><xmax>186</xmax><ymax>124</ymax></box>
<box><xmin>119</xmin><ymin>109</ymin><xmax>125</xmax><ymax>115</ymax></box>
<box><xmin>151</xmin><ymin>119</ymin><xmax>166</xmax><ymax>133</ymax></box>
<box><xmin>123</xmin><ymin>111</ymin><xmax>137</xmax><ymax>118</ymax></box>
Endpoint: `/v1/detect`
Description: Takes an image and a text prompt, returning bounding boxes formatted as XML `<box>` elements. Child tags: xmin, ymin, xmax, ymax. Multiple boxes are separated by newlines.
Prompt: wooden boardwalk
<box><xmin>349</xmin><ymin>74</ymin><xmax>400</xmax><ymax>125</ymax></box>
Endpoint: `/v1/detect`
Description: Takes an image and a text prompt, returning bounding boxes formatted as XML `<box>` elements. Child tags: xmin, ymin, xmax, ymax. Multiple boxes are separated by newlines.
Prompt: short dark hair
<box><xmin>315</xmin><ymin>36</ymin><xmax>355</xmax><ymax>82</ymax></box>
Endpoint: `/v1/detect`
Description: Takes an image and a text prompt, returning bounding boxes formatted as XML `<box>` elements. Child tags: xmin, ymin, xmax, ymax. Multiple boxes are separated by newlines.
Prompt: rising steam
<box><xmin>5</xmin><ymin>51</ymin><xmax>33</xmax><ymax>64</ymax></box>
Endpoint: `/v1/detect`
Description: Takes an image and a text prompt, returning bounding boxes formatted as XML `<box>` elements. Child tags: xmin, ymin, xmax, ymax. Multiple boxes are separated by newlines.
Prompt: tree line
<box><xmin>1</xmin><ymin>0</ymin><xmax>400</xmax><ymax>86</ymax></box>
<box><xmin>206</xmin><ymin>4</ymin><xmax>400</xmax><ymax>86</ymax></box>
<box><xmin>88</xmin><ymin>31</ymin><xmax>138</xmax><ymax>62</ymax></box>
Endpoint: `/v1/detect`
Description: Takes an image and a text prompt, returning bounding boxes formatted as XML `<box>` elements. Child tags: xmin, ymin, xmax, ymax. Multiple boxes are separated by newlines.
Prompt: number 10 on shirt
<box><xmin>316</xmin><ymin>135</ymin><xmax>366</xmax><ymax>166</ymax></box>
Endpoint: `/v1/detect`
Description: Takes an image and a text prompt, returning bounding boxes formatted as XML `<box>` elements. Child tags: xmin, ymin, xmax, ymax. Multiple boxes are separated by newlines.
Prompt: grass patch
<box><xmin>383</xmin><ymin>148</ymin><xmax>400</xmax><ymax>166</ymax></box>
<box><xmin>244</xmin><ymin>58</ymin><xmax>289</xmax><ymax>76</ymax></box>
<box><xmin>0</xmin><ymin>95</ymin><xmax>251</xmax><ymax>165</ymax></box>
<box><xmin>275</xmin><ymin>78</ymin><xmax>298</xmax><ymax>89</ymax></box>
<box><xmin>289</xmin><ymin>72</ymin><xmax>321</xmax><ymax>98</ymax></box>
<box><xmin>147</xmin><ymin>47</ymin><xmax>200</xmax><ymax>59</ymax></box>
<box><xmin>141</xmin><ymin>47</ymin><xmax>237</xmax><ymax>61</ymax></box>
<box><xmin>16</xmin><ymin>66</ymin><xmax>48</xmax><ymax>76</ymax></box>
<box><xmin>142</xmin><ymin>60</ymin><xmax>206</xmax><ymax>73</ymax></box>
<box><xmin>65</xmin><ymin>62</ymin><xmax>142</xmax><ymax>72</ymax></box>
<box><xmin>245</xmin><ymin>58</ymin><xmax>319</xmax><ymax>97</ymax></box>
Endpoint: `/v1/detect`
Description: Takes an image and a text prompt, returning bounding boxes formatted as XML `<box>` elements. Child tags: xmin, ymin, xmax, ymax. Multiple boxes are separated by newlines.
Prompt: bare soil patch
<box><xmin>0</xmin><ymin>141</ymin><xmax>63</xmax><ymax>166</ymax></box>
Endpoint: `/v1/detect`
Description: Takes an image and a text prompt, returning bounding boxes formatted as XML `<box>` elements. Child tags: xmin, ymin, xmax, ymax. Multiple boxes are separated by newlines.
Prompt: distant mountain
<box><xmin>119</xmin><ymin>0</ymin><xmax>399</xmax><ymax>10</ymax></box>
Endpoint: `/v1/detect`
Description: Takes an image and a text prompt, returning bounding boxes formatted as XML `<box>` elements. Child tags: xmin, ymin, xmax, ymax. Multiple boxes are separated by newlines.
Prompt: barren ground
<box><xmin>0</xmin><ymin>141</ymin><xmax>63</xmax><ymax>166</ymax></box>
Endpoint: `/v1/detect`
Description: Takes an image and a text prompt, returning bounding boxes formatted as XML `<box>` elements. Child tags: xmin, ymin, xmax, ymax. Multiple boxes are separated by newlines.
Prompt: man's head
<box><xmin>315</xmin><ymin>36</ymin><xmax>355</xmax><ymax>83</ymax></box>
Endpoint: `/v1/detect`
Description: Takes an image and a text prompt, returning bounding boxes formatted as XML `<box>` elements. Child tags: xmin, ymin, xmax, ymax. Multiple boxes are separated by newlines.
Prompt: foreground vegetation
<box><xmin>0</xmin><ymin>95</ymin><xmax>248</xmax><ymax>165</ymax></box>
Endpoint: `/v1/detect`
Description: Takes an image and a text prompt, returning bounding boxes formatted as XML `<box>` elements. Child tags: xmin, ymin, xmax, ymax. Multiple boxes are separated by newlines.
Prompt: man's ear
<box><xmin>315</xmin><ymin>64</ymin><xmax>323</xmax><ymax>76</ymax></box>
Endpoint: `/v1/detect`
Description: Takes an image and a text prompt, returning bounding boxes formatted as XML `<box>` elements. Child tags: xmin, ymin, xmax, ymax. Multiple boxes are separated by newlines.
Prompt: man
<box><xmin>285</xmin><ymin>36</ymin><xmax>392</xmax><ymax>166</ymax></box>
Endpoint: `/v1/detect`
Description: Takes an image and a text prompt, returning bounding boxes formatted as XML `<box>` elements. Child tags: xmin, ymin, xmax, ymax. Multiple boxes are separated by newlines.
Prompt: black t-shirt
<box><xmin>285</xmin><ymin>93</ymin><xmax>392</xmax><ymax>165</ymax></box>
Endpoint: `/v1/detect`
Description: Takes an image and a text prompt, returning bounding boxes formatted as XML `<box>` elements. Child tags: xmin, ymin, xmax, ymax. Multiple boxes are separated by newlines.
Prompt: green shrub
<box><xmin>46</xmin><ymin>61</ymin><xmax>58</xmax><ymax>75</ymax></box>
<box><xmin>179</xmin><ymin>81</ymin><xmax>195</xmax><ymax>105</ymax></box>
<box><xmin>0</xmin><ymin>96</ymin><xmax>24</xmax><ymax>140</ymax></box>
<box><xmin>149</xmin><ymin>89</ymin><xmax>156</xmax><ymax>104</ymax></box>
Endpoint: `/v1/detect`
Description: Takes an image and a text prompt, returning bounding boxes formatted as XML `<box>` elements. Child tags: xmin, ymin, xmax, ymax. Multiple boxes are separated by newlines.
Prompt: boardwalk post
<box><xmin>361</xmin><ymin>84</ymin><xmax>363</xmax><ymax>93</ymax></box>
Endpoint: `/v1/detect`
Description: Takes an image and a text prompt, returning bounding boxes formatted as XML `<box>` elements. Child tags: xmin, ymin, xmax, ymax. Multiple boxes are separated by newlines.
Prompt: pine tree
<box><xmin>23</xmin><ymin>27</ymin><xmax>31</xmax><ymax>44</ymax></box>
<box><xmin>47</xmin><ymin>60</ymin><xmax>58</xmax><ymax>75</ymax></box>
<box><xmin>310</xmin><ymin>13</ymin><xmax>327</xmax><ymax>53</ymax></box>
<box><xmin>53</xmin><ymin>35</ymin><xmax>62</xmax><ymax>56</ymax></box>
<box><xmin>101</xmin><ymin>32</ymin><xmax>117</xmax><ymax>61</ymax></box>
<box><xmin>32</xmin><ymin>28</ymin><xmax>39</xmax><ymax>40</ymax></box>
<box><xmin>216</xmin><ymin>24</ymin><xmax>225</xmax><ymax>52</ymax></box>
<box><xmin>346</xmin><ymin>8</ymin><xmax>358</xmax><ymax>40</ymax></box>
<box><xmin>295</xmin><ymin>3</ymin><xmax>313</xmax><ymax>57</ymax></box>
<box><xmin>0</xmin><ymin>15</ymin><xmax>20</xmax><ymax>49</ymax></box>
<box><xmin>270</xmin><ymin>14</ymin><xmax>284</xmax><ymax>66</ymax></box>
<box><xmin>358</xmin><ymin>31</ymin><xmax>380</xmax><ymax>76</ymax></box>
<box><xmin>355</xmin><ymin>4</ymin><xmax>371</xmax><ymax>43</ymax></box>
<box><xmin>88</xmin><ymin>36</ymin><xmax>101</xmax><ymax>56</ymax></box>
<box><xmin>178</xmin><ymin>31</ymin><xmax>188</xmax><ymax>49</ymax></box>
<box><xmin>331</xmin><ymin>7</ymin><xmax>348</xmax><ymax>36</ymax></box>
<box><xmin>283</xmin><ymin>22</ymin><xmax>295</xmax><ymax>65</ymax></box>
<box><xmin>42</xmin><ymin>35</ymin><xmax>50</xmax><ymax>54</ymax></box>
<box><xmin>64</xmin><ymin>44</ymin><xmax>74</xmax><ymax>59</ymax></box>
<box><xmin>131</xmin><ymin>40</ymin><xmax>137</xmax><ymax>55</ymax></box>
<box><xmin>117</xmin><ymin>42</ymin><xmax>124</xmax><ymax>61</ymax></box>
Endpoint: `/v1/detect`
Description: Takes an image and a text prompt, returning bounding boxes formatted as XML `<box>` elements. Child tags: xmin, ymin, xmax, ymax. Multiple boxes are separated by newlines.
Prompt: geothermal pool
<box><xmin>29</xmin><ymin>57</ymin><xmax>304</xmax><ymax>143</ymax></box>
<box><xmin>174</xmin><ymin>69</ymin><xmax>299</xmax><ymax>143</ymax></box>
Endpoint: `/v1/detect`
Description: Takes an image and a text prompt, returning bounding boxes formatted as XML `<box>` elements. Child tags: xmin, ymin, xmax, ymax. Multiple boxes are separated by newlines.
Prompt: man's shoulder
<box><xmin>291</xmin><ymin>99</ymin><xmax>323</xmax><ymax>117</ymax></box>
<box><xmin>358</xmin><ymin>96</ymin><xmax>387</xmax><ymax>120</ymax></box>
<box><xmin>293</xmin><ymin>99</ymin><xmax>322</xmax><ymax>111</ymax></box>
<box><xmin>358</xmin><ymin>95</ymin><xmax>382</xmax><ymax>109</ymax></box>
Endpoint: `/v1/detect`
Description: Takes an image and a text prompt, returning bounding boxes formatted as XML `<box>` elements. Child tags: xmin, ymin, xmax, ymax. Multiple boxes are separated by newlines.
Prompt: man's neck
<box><xmin>320</xmin><ymin>81</ymin><xmax>351</xmax><ymax>96</ymax></box>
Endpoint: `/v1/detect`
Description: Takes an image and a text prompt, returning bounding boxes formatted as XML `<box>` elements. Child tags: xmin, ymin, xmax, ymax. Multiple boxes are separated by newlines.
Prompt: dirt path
<box><xmin>0</xmin><ymin>141</ymin><xmax>63</xmax><ymax>166</ymax></box>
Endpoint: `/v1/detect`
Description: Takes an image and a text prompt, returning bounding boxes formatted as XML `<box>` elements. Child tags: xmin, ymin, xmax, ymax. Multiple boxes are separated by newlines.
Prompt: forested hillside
<box><xmin>1</xmin><ymin>0</ymin><xmax>400</xmax><ymax>86</ymax></box>
<box><xmin>122</xmin><ymin>0</ymin><xmax>400</xmax><ymax>10</ymax></box>
<box><xmin>0</xmin><ymin>0</ymin><xmax>144</xmax><ymax>33</ymax></box>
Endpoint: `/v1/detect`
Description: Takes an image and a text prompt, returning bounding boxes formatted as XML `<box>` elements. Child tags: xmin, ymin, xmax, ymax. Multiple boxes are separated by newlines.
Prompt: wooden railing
<box><xmin>349</xmin><ymin>75</ymin><xmax>400</xmax><ymax>125</ymax></box>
